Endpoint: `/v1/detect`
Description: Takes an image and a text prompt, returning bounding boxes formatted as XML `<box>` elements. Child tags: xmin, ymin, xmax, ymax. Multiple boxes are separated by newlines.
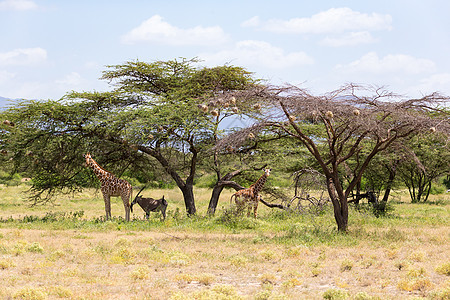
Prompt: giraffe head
<box><xmin>264</xmin><ymin>168</ymin><xmax>271</xmax><ymax>177</ymax></box>
<box><xmin>84</xmin><ymin>152</ymin><xmax>94</xmax><ymax>167</ymax></box>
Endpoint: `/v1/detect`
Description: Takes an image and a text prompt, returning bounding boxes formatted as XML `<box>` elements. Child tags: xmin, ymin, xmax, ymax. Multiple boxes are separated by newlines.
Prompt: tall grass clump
<box><xmin>13</xmin><ymin>287</ymin><xmax>47</xmax><ymax>300</ymax></box>
<box><xmin>322</xmin><ymin>288</ymin><xmax>349</xmax><ymax>299</ymax></box>
<box><xmin>215</xmin><ymin>208</ymin><xmax>259</xmax><ymax>230</ymax></box>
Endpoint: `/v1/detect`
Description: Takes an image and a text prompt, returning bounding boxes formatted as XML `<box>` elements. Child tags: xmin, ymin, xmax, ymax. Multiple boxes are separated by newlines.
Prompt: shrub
<box><xmin>174</xmin><ymin>273</ymin><xmax>195</xmax><ymax>284</ymax></box>
<box><xmin>428</xmin><ymin>287</ymin><xmax>450</xmax><ymax>300</ymax></box>
<box><xmin>110</xmin><ymin>247</ymin><xmax>135</xmax><ymax>264</ymax></box>
<box><xmin>49</xmin><ymin>286</ymin><xmax>73</xmax><ymax>298</ymax></box>
<box><xmin>435</xmin><ymin>262</ymin><xmax>450</xmax><ymax>276</ymax></box>
<box><xmin>196</xmin><ymin>273</ymin><xmax>215</xmax><ymax>285</ymax></box>
<box><xmin>13</xmin><ymin>287</ymin><xmax>47</xmax><ymax>300</ymax></box>
<box><xmin>48</xmin><ymin>250</ymin><xmax>65</xmax><ymax>261</ymax></box>
<box><xmin>0</xmin><ymin>258</ymin><xmax>15</xmax><ymax>269</ymax></box>
<box><xmin>259</xmin><ymin>273</ymin><xmax>277</xmax><ymax>285</ymax></box>
<box><xmin>282</xmin><ymin>277</ymin><xmax>302</xmax><ymax>289</ymax></box>
<box><xmin>131</xmin><ymin>266</ymin><xmax>150</xmax><ymax>280</ymax></box>
<box><xmin>194</xmin><ymin>173</ymin><xmax>217</xmax><ymax>188</ymax></box>
<box><xmin>409</xmin><ymin>250</ymin><xmax>426</xmax><ymax>262</ymax></box>
<box><xmin>228</xmin><ymin>254</ymin><xmax>249</xmax><ymax>267</ymax></box>
<box><xmin>259</xmin><ymin>249</ymin><xmax>278</xmax><ymax>261</ymax></box>
<box><xmin>311</xmin><ymin>267</ymin><xmax>322</xmax><ymax>277</ymax></box>
<box><xmin>169</xmin><ymin>252</ymin><xmax>191</xmax><ymax>267</ymax></box>
<box><xmin>340</xmin><ymin>258</ymin><xmax>353</xmax><ymax>272</ymax></box>
<box><xmin>353</xmin><ymin>292</ymin><xmax>374</xmax><ymax>300</ymax></box>
<box><xmin>216</xmin><ymin>208</ymin><xmax>258</xmax><ymax>230</ymax></box>
<box><xmin>27</xmin><ymin>242</ymin><xmax>44</xmax><ymax>253</ymax></box>
<box><xmin>430</xmin><ymin>182</ymin><xmax>446</xmax><ymax>195</ymax></box>
<box><xmin>397</xmin><ymin>267</ymin><xmax>433</xmax><ymax>292</ymax></box>
<box><xmin>171</xmin><ymin>284</ymin><xmax>243</xmax><ymax>300</ymax></box>
<box><xmin>322</xmin><ymin>288</ymin><xmax>349</xmax><ymax>299</ymax></box>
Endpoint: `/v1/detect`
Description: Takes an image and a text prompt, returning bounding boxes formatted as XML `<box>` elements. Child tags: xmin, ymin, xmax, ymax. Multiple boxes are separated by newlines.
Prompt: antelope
<box><xmin>130</xmin><ymin>186</ymin><xmax>168</xmax><ymax>220</ymax></box>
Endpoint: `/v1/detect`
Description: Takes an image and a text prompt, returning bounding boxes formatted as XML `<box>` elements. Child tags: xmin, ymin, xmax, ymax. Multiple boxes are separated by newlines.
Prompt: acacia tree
<box><xmin>218</xmin><ymin>84</ymin><xmax>449</xmax><ymax>231</ymax></box>
<box><xmin>1</xmin><ymin>58</ymin><xmax>257</xmax><ymax>214</ymax></box>
<box><xmin>398</xmin><ymin>133</ymin><xmax>450</xmax><ymax>202</ymax></box>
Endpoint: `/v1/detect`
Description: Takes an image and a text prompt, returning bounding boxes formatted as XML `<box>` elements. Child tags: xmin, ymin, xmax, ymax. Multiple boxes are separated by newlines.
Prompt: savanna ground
<box><xmin>0</xmin><ymin>185</ymin><xmax>449</xmax><ymax>300</ymax></box>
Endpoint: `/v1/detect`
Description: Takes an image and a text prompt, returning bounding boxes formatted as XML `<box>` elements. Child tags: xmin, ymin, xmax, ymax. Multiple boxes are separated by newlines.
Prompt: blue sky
<box><xmin>1</xmin><ymin>0</ymin><xmax>450</xmax><ymax>100</ymax></box>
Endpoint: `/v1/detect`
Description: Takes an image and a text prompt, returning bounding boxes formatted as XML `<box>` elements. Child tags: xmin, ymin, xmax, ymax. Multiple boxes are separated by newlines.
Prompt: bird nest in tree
<box><xmin>283</xmin><ymin>168</ymin><xmax>330</xmax><ymax>214</ymax></box>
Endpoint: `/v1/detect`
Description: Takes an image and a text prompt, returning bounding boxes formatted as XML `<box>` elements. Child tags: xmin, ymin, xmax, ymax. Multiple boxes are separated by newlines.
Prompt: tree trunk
<box><xmin>355</xmin><ymin>179</ymin><xmax>362</xmax><ymax>205</ymax></box>
<box><xmin>181</xmin><ymin>183</ymin><xmax>196</xmax><ymax>215</ymax></box>
<box><xmin>207</xmin><ymin>185</ymin><xmax>225</xmax><ymax>215</ymax></box>
<box><xmin>424</xmin><ymin>181</ymin><xmax>432</xmax><ymax>202</ymax></box>
<box><xmin>379</xmin><ymin>163</ymin><xmax>397</xmax><ymax>211</ymax></box>
<box><xmin>138</xmin><ymin>144</ymin><xmax>197</xmax><ymax>215</ymax></box>
<box><xmin>207</xmin><ymin>170</ymin><xmax>244</xmax><ymax>215</ymax></box>
<box><xmin>326</xmin><ymin>177</ymin><xmax>348</xmax><ymax>232</ymax></box>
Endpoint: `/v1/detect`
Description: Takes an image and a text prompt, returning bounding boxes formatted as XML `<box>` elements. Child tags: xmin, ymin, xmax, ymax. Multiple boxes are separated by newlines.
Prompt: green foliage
<box><xmin>398</xmin><ymin>134</ymin><xmax>450</xmax><ymax>202</ymax></box>
<box><xmin>0</xmin><ymin>58</ymin><xmax>258</xmax><ymax>210</ymax></box>
<box><xmin>194</xmin><ymin>173</ymin><xmax>217</xmax><ymax>188</ymax></box>
<box><xmin>443</xmin><ymin>176</ymin><xmax>450</xmax><ymax>189</ymax></box>
<box><xmin>215</xmin><ymin>208</ymin><xmax>259</xmax><ymax>230</ymax></box>
<box><xmin>0</xmin><ymin>172</ymin><xmax>23</xmax><ymax>186</ymax></box>
<box><xmin>322</xmin><ymin>288</ymin><xmax>349</xmax><ymax>299</ymax></box>
<box><xmin>435</xmin><ymin>262</ymin><xmax>450</xmax><ymax>276</ymax></box>
<box><xmin>429</xmin><ymin>180</ymin><xmax>446</xmax><ymax>195</ymax></box>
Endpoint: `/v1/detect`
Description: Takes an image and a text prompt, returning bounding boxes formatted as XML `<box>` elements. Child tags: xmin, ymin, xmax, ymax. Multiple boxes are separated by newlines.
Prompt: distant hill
<box><xmin>0</xmin><ymin>96</ymin><xmax>21</xmax><ymax>109</ymax></box>
<box><xmin>0</xmin><ymin>96</ymin><xmax>13</xmax><ymax>108</ymax></box>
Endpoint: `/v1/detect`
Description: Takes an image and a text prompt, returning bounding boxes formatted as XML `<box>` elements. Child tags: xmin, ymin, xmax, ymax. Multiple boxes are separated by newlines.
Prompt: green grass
<box><xmin>0</xmin><ymin>185</ymin><xmax>448</xmax><ymax>247</ymax></box>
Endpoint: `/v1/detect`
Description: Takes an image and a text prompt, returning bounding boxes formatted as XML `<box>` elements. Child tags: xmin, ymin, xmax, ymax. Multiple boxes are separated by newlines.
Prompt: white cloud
<box><xmin>241</xmin><ymin>16</ymin><xmax>261</xmax><ymax>28</ymax></box>
<box><xmin>55</xmin><ymin>72</ymin><xmax>82</xmax><ymax>86</ymax></box>
<box><xmin>417</xmin><ymin>73</ymin><xmax>450</xmax><ymax>95</ymax></box>
<box><xmin>0</xmin><ymin>0</ymin><xmax>37</xmax><ymax>11</ymax></box>
<box><xmin>320</xmin><ymin>31</ymin><xmax>377</xmax><ymax>47</ymax></box>
<box><xmin>0</xmin><ymin>70</ymin><xmax>15</xmax><ymax>82</ymax></box>
<box><xmin>199</xmin><ymin>40</ymin><xmax>314</xmax><ymax>69</ymax></box>
<box><xmin>336</xmin><ymin>52</ymin><xmax>436</xmax><ymax>74</ymax></box>
<box><xmin>0</xmin><ymin>48</ymin><xmax>47</xmax><ymax>66</ymax></box>
<box><xmin>246</xmin><ymin>8</ymin><xmax>392</xmax><ymax>34</ymax></box>
<box><xmin>122</xmin><ymin>15</ymin><xmax>229</xmax><ymax>46</ymax></box>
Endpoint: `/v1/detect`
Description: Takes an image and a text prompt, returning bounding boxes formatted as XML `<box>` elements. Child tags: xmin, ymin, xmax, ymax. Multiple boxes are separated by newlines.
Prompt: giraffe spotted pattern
<box><xmin>231</xmin><ymin>168</ymin><xmax>271</xmax><ymax>218</ymax></box>
<box><xmin>85</xmin><ymin>153</ymin><xmax>132</xmax><ymax>221</ymax></box>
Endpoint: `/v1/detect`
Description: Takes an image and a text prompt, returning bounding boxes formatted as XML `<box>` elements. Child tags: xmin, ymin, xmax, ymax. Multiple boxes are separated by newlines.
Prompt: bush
<box><xmin>131</xmin><ymin>266</ymin><xmax>150</xmax><ymax>280</ymax></box>
<box><xmin>13</xmin><ymin>287</ymin><xmax>47</xmax><ymax>300</ymax></box>
<box><xmin>194</xmin><ymin>173</ymin><xmax>217</xmax><ymax>188</ymax></box>
<box><xmin>27</xmin><ymin>242</ymin><xmax>44</xmax><ymax>253</ymax></box>
<box><xmin>435</xmin><ymin>262</ymin><xmax>450</xmax><ymax>276</ymax></box>
<box><xmin>215</xmin><ymin>208</ymin><xmax>258</xmax><ymax>230</ymax></box>
<box><xmin>322</xmin><ymin>288</ymin><xmax>349</xmax><ymax>299</ymax></box>
<box><xmin>430</xmin><ymin>182</ymin><xmax>446</xmax><ymax>195</ymax></box>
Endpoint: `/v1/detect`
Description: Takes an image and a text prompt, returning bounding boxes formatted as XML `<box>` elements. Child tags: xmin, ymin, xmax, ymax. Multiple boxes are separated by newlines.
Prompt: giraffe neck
<box><xmin>87</xmin><ymin>158</ymin><xmax>111</xmax><ymax>182</ymax></box>
<box><xmin>251</xmin><ymin>174</ymin><xmax>267</xmax><ymax>194</ymax></box>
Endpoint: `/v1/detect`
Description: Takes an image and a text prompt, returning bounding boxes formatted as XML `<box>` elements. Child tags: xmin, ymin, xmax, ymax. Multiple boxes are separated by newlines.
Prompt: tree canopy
<box><xmin>1</xmin><ymin>59</ymin><xmax>449</xmax><ymax>232</ymax></box>
<box><xmin>0</xmin><ymin>58</ymin><xmax>259</xmax><ymax>213</ymax></box>
<box><xmin>217</xmin><ymin>84</ymin><xmax>450</xmax><ymax>231</ymax></box>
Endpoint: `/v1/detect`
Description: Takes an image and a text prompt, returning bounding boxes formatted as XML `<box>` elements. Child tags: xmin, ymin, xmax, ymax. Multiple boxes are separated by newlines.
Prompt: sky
<box><xmin>1</xmin><ymin>0</ymin><xmax>450</xmax><ymax>101</ymax></box>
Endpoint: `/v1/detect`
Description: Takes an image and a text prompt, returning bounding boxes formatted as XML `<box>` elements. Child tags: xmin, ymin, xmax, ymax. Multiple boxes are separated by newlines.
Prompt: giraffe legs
<box><xmin>121</xmin><ymin>194</ymin><xmax>130</xmax><ymax>222</ymax></box>
<box><xmin>252</xmin><ymin>199</ymin><xmax>259</xmax><ymax>218</ymax></box>
<box><xmin>247</xmin><ymin>199</ymin><xmax>258</xmax><ymax>218</ymax></box>
<box><xmin>103</xmin><ymin>194</ymin><xmax>112</xmax><ymax>220</ymax></box>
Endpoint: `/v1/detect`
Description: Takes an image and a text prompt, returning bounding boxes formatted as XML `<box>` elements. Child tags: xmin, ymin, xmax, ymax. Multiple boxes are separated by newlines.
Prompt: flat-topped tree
<box><xmin>1</xmin><ymin>58</ymin><xmax>257</xmax><ymax>214</ymax></box>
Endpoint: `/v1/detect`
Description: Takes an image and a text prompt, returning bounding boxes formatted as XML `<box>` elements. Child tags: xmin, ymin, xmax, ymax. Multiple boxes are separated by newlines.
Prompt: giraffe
<box><xmin>230</xmin><ymin>168</ymin><xmax>271</xmax><ymax>218</ymax></box>
<box><xmin>84</xmin><ymin>153</ymin><xmax>132</xmax><ymax>221</ymax></box>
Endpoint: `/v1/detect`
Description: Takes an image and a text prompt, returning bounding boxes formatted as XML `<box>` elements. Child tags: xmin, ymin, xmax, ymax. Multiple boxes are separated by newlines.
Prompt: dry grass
<box><xmin>0</xmin><ymin>185</ymin><xmax>449</xmax><ymax>299</ymax></box>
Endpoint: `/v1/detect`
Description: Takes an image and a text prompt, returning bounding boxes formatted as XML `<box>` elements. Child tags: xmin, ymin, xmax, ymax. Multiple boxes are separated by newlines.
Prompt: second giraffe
<box><xmin>230</xmin><ymin>168</ymin><xmax>271</xmax><ymax>218</ymax></box>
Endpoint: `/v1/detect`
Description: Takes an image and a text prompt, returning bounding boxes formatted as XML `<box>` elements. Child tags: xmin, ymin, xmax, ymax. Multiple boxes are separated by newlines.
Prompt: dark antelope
<box><xmin>130</xmin><ymin>186</ymin><xmax>168</xmax><ymax>220</ymax></box>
